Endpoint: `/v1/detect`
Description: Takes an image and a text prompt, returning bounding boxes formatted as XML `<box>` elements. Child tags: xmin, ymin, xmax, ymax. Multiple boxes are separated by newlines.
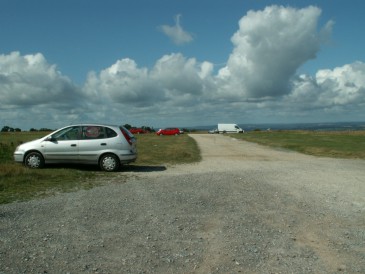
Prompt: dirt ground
<box><xmin>1</xmin><ymin>134</ymin><xmax>364</xmax><ymax>273</ymax></box>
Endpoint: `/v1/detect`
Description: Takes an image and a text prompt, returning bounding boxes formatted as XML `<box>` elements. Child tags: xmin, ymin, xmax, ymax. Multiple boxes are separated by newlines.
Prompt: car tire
<box><xmin>24</xmin><ymin>152</ymin><xmax>44</xmax><ymax>169</ymax></box>
<box><xmin>99</xmin><ymin>154</ymin><xmax>120</xmax><ymax>172</ymax></box>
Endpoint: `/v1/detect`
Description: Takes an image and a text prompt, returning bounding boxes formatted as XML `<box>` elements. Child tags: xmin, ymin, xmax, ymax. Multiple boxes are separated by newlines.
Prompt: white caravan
<box><xmin>217</xmin><ymin>124</ymin><xmax>244</xmax><ymax>133</ymax></box>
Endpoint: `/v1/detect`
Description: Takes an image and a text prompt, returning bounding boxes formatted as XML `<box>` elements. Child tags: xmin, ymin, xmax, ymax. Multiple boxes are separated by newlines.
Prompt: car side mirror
<box><xmin>46</xmin><ymin>136</ymin><xmax>57</xmax><ymax>142</ymax></box>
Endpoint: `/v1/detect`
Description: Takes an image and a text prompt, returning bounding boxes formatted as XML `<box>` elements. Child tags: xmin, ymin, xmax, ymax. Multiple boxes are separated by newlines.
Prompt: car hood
<box><xmin>17</xmin><ymin>138</ymin><xmax>44</xmax><ymax>150</ymax></box>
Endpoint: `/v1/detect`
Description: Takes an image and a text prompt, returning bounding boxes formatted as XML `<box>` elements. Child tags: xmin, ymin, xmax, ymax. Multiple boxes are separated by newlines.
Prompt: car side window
<box><xmin>105</xmin><ymin>127</ymin><xmax>117</xmax><ymax>138</ymax></box>
<box><xmin>52</xmin><ymin>126</ymin><xmax>80</xmax><ymax>141</ymax></box>
<box><xmin>81</xmin><ymin>126</ymin><xmax>107</xmax><ymax>140</ymax></box>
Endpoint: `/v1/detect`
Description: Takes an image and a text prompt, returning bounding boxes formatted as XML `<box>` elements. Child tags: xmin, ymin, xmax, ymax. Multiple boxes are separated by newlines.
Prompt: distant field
<box><xmin>0</xmin><ymin>132</ymin><xmax>200</xmax><ymax>204</ymax></box>
<box><xmin>231</xmin><ymin>130</ymin><xmax>365</xmax><ymax>159</ymax></box>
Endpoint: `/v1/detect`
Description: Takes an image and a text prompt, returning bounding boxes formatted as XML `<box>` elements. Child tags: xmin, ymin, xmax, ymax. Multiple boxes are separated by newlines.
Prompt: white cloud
<box><xmin>0</xmin><ymin>51</ymin><xmax>80</xmax><ymax>107</ymax></box>
<box><xmin>83</xmin><ymin>53</ymin><xmax>214</xmax><ymax>114</ymax></box>
<box><xmin>257</xmin><ymin>61</ymin><xmax>365</xmax><ymax>124</ymax></box>
<box><xmin>79</xmin><ymin>53</ymin><xmax>219</xmax><ymax>127</ymax></box>
<box><xmin>0</xmin><ymin>52</ymin><xmax>86</xmax><ymax>128</ymax></box>
<box><xmin>84</xmin><ymin>58</ymin><xmax>155</xmax><ymax>106</ymax></box>
<box><xmin>1</xmin><ymin>6</ymin><xmax>365</xmax><ymax>129</ymax></box>
<box><xmin>315</xmin><ymin>62</ymin><xmax>365</xmax><ymax>105</ymax></box>
<box><xmin>217</xmin><ymin>5</ymin><xmax>333</xmax><ymax>99</ymax></box>
<box><xmin>159</xmin><ymin>14</ymin><xmax>194</xmax><ymax>45</ymax></box>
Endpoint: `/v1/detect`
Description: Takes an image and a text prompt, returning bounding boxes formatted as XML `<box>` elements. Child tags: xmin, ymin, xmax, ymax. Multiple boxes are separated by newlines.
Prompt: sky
<box><xmin>1</xmin><ymin>0</ymin><xmax>365</xmax><ymax>130</ymax></box>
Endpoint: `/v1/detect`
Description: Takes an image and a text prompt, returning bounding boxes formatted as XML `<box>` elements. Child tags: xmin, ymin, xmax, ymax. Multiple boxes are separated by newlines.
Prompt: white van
<box><xmin>217</xmin><ymin>124</ymin><xmax>244</xmax><ymax>133</ymax></box>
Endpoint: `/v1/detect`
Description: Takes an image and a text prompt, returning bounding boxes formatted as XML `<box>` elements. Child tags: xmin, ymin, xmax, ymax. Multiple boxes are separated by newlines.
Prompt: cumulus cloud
<box><xmin>289</xmin><ymin>62</ymin><xmax>365</xmax><ymax>108</ymax></box>
<box><xmin>0</xmin><ymin>51</ymin><xmax>80</xmax><ymax>107</ymax></box>
<box><xmin>0</xmin><ymin>52</ymin><xmax>86</xmax><ymax>128</ymax></box>
<box><xmin>217</xmin><ymin>5</ymin><xmax>333</xmax><ymax>99</ymax></box>
<box><xmin>83</xmin><ymin>53</ymin><xmax>214</xmax><ymax>109</ymax></box>
<box><xmin>1</xmin><ymin>5</ymin><xmax>365</xmax><ymax>129</ymax></box>
<box><xmin>84</xmin><ymin>58</ymin><xmax>154</xmax><ymax>106</ymax></box>
<box><xmin>159</xmin><ymin>14</ymin><xmax>194</xmax><ymax>45</ymax></box>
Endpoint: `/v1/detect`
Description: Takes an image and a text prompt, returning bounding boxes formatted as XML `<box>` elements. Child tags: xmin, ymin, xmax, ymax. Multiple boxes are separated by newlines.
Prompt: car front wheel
<box><xmin>99</xmin><ymin>154</ymin><xmax>120</xmax><ymax>172</ymax></box>
<box><xmin>24</xmin><ymin>152</ymin><xmax>44</xmax><ymax>169</ymax></box>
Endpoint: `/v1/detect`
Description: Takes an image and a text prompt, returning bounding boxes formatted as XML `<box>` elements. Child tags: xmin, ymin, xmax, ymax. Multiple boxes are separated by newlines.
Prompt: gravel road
<box><xmin>1</xmin><ymin>134</ymin><xmax>364</xmax><ymax>273</ymax></box>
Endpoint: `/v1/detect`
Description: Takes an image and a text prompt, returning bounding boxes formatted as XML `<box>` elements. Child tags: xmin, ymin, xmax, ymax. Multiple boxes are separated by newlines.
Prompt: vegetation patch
<box><xmin>0</xmin><ymin>132</ymin><xmax>201</xmax><ymax>204</ymax></box>
<box><xmin>134</xmin><ymin>134</ymin><xmax>201</xmax><ymax>165</ymax></box>
<box><xmin>3</xmin><ymin>129</ymin><xmax>363</xmax><ymax>204</ymax></box>
<box><xmin>232</xmin><ymin>130</ymin><xmax>365</xmax><ymax>159</ymax></box>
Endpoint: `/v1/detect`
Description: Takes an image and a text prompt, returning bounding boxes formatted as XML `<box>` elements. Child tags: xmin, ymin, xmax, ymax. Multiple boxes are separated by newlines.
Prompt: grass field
<box><xmin>0</xmin><ymin>132</ymin><xmax>200</xmax><ymax>204</ymax></box>
<box><xmin>1</xmin><ymin>130</ymin><xmax>364</xmax><ymax>204</ymax></box>
<box><xmin>232</xmin><ymin>130</ymin><xmax>365</xmax><ymax>159</ymax></box>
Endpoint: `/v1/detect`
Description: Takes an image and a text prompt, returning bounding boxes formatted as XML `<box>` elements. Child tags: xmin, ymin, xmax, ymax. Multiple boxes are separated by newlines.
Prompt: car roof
<box><xmin>62</xmin><ymin>123</ymin><xmax>120</xmax><ymax>127</ymax></box>
<box><xmin>56</xmin><ymin>124</ymin><xmax>123</xmax><ymax>131</ymax></box>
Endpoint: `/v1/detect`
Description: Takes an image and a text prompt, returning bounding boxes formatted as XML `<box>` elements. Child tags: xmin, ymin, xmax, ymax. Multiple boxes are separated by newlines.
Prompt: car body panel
<box><xmin>44</xmin><ymin>140</ymin><xmax>79</xmax><ymax>162</ymax></box>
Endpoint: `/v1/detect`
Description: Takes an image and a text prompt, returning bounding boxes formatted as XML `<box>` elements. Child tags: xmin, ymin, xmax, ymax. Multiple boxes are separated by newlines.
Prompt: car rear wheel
<box><xmin>99</xmin><ymin>154</ymin><xmax>120</xmax><ymax>172</ymax></box>
<box><xmin>24</xmin><ymin>152</ymin><xmax>44</xmax><ymax>169</ymax></box>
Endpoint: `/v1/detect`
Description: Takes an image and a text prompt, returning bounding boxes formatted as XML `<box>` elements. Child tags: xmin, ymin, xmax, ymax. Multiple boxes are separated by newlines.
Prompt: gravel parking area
<box><xmin>1</xmin><ymin>134</ymin><xmax>364</xmax><ymax>273</ymax></box>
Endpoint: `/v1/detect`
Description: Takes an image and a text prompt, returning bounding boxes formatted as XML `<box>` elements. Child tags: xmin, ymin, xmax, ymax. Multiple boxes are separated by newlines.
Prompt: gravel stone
<box><xmin>1</xmin><ymin>134</ymin><xmax>364</xmax><ymax>273</ymax></box>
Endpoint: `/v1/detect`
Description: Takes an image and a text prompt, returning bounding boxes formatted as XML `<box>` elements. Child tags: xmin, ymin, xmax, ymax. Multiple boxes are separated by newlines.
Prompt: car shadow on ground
<box><xmin>122</xmin><ymin>165</ymin><xmax>167</xmax><ymax>173</ymax></box>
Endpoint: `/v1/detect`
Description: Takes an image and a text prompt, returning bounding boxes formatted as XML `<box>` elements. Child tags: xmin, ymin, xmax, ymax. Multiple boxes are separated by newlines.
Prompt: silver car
<box><xmin>14</xmin><ymin>124</ymin><xmax>137</xmax><ymax>172</ymax></box>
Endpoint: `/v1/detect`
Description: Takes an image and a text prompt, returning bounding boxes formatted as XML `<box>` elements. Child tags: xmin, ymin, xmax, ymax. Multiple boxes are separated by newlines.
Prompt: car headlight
<box><xmin>14</xmin><ymin>145</ymin><xmax>24</xmax><ymax>153</ymax></box>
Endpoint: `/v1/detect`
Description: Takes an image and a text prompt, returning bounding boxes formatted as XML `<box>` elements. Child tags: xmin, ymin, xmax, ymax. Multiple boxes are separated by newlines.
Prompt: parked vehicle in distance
<box><xmin>156</xmin><ymin>128</ymin><xmax>181</xmax><ymax>136</ymax></box>
<box><xmin>217</xmin><ymin>124</ymin><xmax>244</xmax><ymax>133</ymax></box>
<box><xmin>13</xmin><ymin>124</ymin><xmax>137</xmax><ymax>172</ymax></box>
<box><xmin>129</xmin><ymin>128</ymin><xmax>148</xmax><ymax>134</ymax></box>
<box><xmin>208</xmin><ymin>128</ymin><xmax>219</xmax><ymax>134</ymax></box>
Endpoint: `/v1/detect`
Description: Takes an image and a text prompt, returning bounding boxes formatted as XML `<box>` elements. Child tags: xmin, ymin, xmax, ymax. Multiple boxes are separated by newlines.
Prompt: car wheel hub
<box><xmin>103</xmin><ymin>157</ymin><xmax>116</xmax><ymax>170</ymax></box>
<box><xmin>28</xmin><ymin>156</ymin><xmax>40</xmax><ymax>168</ymax></box>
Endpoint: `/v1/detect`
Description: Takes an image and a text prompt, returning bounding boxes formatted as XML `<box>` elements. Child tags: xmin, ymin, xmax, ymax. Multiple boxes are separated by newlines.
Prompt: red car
<box><xmin>156</xmin><ymin>128</ymin><xmax>180</xmax><ymax>136</ymax></box>
<box><xmin>129</xmin><ymin>128</ymin><xmax>148</xmax><ymax>134</ymax></box>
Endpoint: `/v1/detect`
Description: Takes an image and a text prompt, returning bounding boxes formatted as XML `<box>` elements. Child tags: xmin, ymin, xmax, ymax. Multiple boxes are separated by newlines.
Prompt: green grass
<box><xmin>134</xmin><ymin>134</ymin><xmax>201</xmax><ymax>165</ymax></box>
<box><xmin>0</xmin><ymin>132</ymin><xmax>201</xmax><ymax>204</ymax></box>
<box><xmin>231</xmin><ymin>130</ymin><xmax>365</xmax><ymax>159</ymax></box>
<box><xmin>2</xmin><ymin>129</ymin><xmax>363</xmax><ymax>204</ymax></box>
<box><xmin>0</xmin><ymin>163</ymin><xmax>100</xmax><ymax>204</ymax></box>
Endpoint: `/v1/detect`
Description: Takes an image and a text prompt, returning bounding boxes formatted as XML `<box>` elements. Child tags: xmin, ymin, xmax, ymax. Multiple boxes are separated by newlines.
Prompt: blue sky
<box><xmin>1</xmin><ymin>0</ymin><xmax>365</xmax><ymax>130</ymax></box>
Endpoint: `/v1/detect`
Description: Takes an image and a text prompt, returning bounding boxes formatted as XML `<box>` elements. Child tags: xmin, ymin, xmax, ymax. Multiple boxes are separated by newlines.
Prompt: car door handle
<box><xmin>71</xmin><ymin>144</ymin><xmax>77</xmax><ymax>147</ymax></box>
<box><xmin>100</xmin><ymin>143</ymin><xmax>107</xmax><ymax>146</ymax></box>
